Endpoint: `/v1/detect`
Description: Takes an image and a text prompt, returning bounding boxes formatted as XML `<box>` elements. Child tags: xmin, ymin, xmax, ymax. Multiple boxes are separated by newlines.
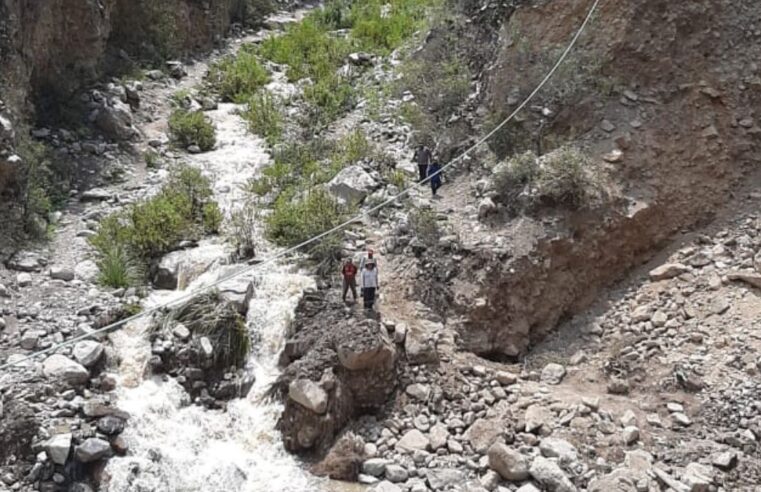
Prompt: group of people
<box><xmin>341</xmin><ymin>249</ymin><xmax>379</xmax><ymax>309</ymax></box>
<box><xmin>339</xmin><ymin>146</ymin><xmax>443</xmax><ymax>310</ymax></box>
<box><xmin>413</xmin><ymin>145</ymin><xmax>443</xmax><ymax>197</ymax></box>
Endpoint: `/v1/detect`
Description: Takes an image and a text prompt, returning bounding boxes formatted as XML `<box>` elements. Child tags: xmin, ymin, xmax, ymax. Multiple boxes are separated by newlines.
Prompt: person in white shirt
<box><xmin>360</xmin><ymin>261</ymin><xmax>379</xmax><ymax>309</ymax></box>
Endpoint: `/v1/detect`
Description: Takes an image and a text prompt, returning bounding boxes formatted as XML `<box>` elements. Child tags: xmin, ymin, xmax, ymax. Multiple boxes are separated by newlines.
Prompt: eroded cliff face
<box><xmin>450</xmin><ymin>0</ymin><xmax>761</xmax><ymax>357</ymax></box>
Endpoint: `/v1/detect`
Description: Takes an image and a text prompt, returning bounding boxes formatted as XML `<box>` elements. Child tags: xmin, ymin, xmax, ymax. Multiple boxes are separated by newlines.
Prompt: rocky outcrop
<box><xmin>277</xmin><ymin>289</ymin><xmax>399</xmax><ymax>454</ymax></box>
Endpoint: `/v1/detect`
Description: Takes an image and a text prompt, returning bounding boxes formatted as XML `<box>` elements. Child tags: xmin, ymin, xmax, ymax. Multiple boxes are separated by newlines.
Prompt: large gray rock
<box><xmin>288</xmin><ymin>379</ymin><xmax>328</xmax><ymax>414</ymax></box>
<box><xmin>326</xmin><ymin>165</ymin><xmax>378</xmax><ymax>204</ymax></box>
<box><xmin>682</xmin><ymin>463</ymin><xmax>713</xmax><ymax>492</ymax></box>
<box><xmin>50</xmin><ymin>266</ymin><xmax>75</xmax><ymax>281</ymax></box>
<box><xmin>218</xmin><ymin>276</ymin><xmax>255</xmax><ymax>315</ymax></box>
<box><xmin>73</xmin><ymin>341</ymin><xmax>104</xmax><ymax>368</ymax></box>
<box><xmin>154</xmin><ymin>243</ymin><xmax>229</xmax><ymax>290</ymax></box>
<box><xmin>43</xmin><ymin>355</ymin><xmax>90</xmax><ymax>385</ymax></box>
<box><xmin>75</xmin><ymin>438</ymin><xmax>112</xmax><ymax>463</ymax></box>
<box><xmin>396</xmin><ymin>429</ymin><xmax>430</xmax><ymax>452</ymax></box>
<box><xmin>405</xmin><ymin>321</ymin><xmax>439</xmax><ymax>365</ymax></box>
<box><xmin>529</xmin><ymin>457</ymin><xmax>577</xmax><ymax>492</ymax></box>
<box><xmin>428</xmin><ymin>423</ymin><xmax>449</xmax><ymax>450</ymax></box>
<box><xmin>362</xmin><ymin>458</ymin><xmax>390</xmax><ymax>477</ymax></box>
<box><xmin>95</xmin><ymin>100</ymin><xmax>136</xmax><ymax>141</ymax></box>
<box><xmin>727</xmin><ymin>271</ymin><xmax>761</xmax><ymax>289</ymax></box>
<box><xmin>45</xmin><ymin>433</ymin><xmax>72</xmax><ymax>465</ymax></box>
<box><xmin>385</xmin><ymin>464</ymin><xmax>408</xmax><ymax>483</ymax></box>
<box><xmin>524</xmin><ymin>405</ymin><xmax>552</xmax><ymax>433</ymax></box>
<box><xmin>488</xmin><ymin>443</ymin><xmax>529</xmax><ymax>481</ymax></box>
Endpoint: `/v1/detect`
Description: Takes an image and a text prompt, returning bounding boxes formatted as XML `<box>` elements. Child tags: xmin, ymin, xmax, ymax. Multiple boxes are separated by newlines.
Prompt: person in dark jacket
<box><xmin>341</xmin><ymin>258</ymin><xmax>358</xmax><ymax>303</ymax></box>
<box><xmin>428</xmin><ymin>160</ymin><xmax>442</xmax><ymax>197</ymax></box>
<box><xmin>413</xmin><ymin>145</ymin><xmax>432</xmax><ymax>182</ymax></box>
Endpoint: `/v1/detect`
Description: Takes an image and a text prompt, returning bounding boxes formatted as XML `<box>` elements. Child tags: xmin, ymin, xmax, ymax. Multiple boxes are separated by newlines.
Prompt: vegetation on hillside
<box><xmin>168</xmin><ymin>109</ymin><xmax>217</xmax><ymax>151</ymax></box>
<box><xmin>89</xmin><ymin>165</ymin><xmax>222</xmax><ymax>288</ymax></box>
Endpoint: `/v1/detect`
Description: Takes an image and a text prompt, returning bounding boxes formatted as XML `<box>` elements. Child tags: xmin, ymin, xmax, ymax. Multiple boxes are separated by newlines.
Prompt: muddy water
<box><xmin>103</xmin><ymin>106</ymin><xmax>347</xmax><ymax>492</ymax></box>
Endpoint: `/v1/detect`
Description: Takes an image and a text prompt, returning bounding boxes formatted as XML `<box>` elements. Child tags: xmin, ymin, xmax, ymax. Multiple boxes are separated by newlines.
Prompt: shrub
<box><xmin>408</xmin><ymin>206</ymin><xmax>440</xmax><ymax>247</ymax></box>
<box><xmin>170</xmin><ymin>292</ymin><xmax>251</xmax><ymax>369</ymax></box>
<box><xmin>234</xmin><ymin>0</ymin><xmax>276</xmax><ymax>27</ymax></box>
<box><xmin>242</xmin><ymin>92</ymin><xmax>283</xmax><ymax>145</ymax></box>
<box><xmin>493</xmin><ymin>146</ymin><xmax>607</xmax><ymax>211</ymax></box>
<box><xmin>226</xmin><ymin>204</ymin><xmax>258</xmax><ymax>260</ymax></box>
<box><xmin>209</xmin><ymin>47</ymin><xmax>270</xmax><ymax>102</ymax></box>
<box><xmin>90</xmin><ymin>164</ymin><xmax>222</xmax><ymax>281</ymax></box>
<box><xmin>144</xmin><ymin>150</ymin><xmax>162</xmax><ymax>169</ymax></box>
<box><xmin>168</xmin><ymin>109</ymin><xmax>216</xmax><ymax>151</ymax></box>
<box><xmin>303</xmin><ymin>75</ymin><xmax>355</xmax><ymax>125</ymax></box>
<box><xmin>265</xmin><ymin>188</ymin><xmax>347</xmax><ymax>247</ymax></box>
<box><xmin>398</xmin><ymin>56</ymin><xmax>470</xmax><ymax>115</ymax></box>
<box><xmin>386</xmin><ymin>169</ymin><xmax>407</xmax><ymax>189</ymax></box>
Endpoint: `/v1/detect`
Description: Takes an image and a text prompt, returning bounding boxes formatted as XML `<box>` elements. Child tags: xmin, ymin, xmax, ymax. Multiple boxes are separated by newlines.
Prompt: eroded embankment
<box><xmin>451</xmin><ymin>0</ymin><xmax>761</xmax><ymax>358</ymax></box>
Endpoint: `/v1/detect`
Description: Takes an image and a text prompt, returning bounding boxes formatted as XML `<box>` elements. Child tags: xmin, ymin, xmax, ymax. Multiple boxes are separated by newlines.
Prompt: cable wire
<box><xmin>0</xmin><ymin>0</ymin><xmax>601</xmax><ymax>371</ymax></box>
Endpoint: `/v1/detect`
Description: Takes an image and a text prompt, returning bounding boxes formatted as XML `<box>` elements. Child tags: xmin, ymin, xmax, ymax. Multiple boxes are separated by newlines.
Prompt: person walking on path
<box><xmin>428</xmin><ymin>160</ymin><xmax>442</xmax><ymax>197</ymax></box>
<box><xmin>341</xmin><ymin>258</ymin><xmax>358</xmax><ymax>303</ymax></box>
<box><xmin>359</xmin><ymin>248</ymin><xmax>377</xmax><ymax>299</ymax></box>
<box><xmin>413</xmin><ymin>145</ymin><xmax>432</xmax><ymax>182</ymax></box>
<box><xmin>361</xmin><ymin>261</ymin><xmax>379</xmax><ymax>309</ymax></box>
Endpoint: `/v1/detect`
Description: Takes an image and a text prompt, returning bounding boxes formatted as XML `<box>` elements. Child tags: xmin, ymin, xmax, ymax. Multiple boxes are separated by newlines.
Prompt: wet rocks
<box><xmin>75</xmin><ymin>437</ymin><xmax>112</xmax><ymax>463</ymax></box>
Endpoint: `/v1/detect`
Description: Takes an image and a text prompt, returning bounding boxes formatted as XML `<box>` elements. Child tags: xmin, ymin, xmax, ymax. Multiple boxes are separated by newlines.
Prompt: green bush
<box><xmin>226</xmin><ymin>204</ymin><xmax>258</xmax><ymax>260</ymax></box>
<box><xmin>409</xmin><ymin>206</ymin><xmax>440</xmax><ymax>247</ymax></box>
<box><xmin>144</xmin><ymin>150</ymin><xmax>162</xmax><ymax>169</ymax></box>
<box><xmin>90</xmin><ymin>165</ymin><xmax>222</xmax><ymax>282</ymax></box>
<box><xmin>168</xmin><ymin>109</ymin><xmax>216</xmax><ymax>151</ymax></box>
<box><xmin>265</xmin><ymin>188</ymin><xmax>346</xmax><ymax>247</ymax></box>
<box><xmin>209</xmin><ymin>47</ymin><xmax>270</xmax><ymax>102</ymax></box>
<box><xmin>242</xmin><ymin>92</ymin><xmax>283</xmax><ymax>145</ymax></box>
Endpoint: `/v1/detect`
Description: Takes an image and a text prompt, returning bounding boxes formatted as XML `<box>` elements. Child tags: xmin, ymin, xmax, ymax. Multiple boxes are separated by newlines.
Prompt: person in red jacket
<box><xmin>341</xmin><ymin>258</ymin><xmax>358</xmax><ymax>303</ymax></box>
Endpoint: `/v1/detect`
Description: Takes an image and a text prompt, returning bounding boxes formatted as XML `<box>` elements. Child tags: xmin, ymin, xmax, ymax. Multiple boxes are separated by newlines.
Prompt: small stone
<box><xmin>45</xmin><ymin>433</ymin><xmax>72</xmax><ymax>465</ymax></box>
<box><xmin>488</xmin><ymin>443</ymin><xmax>529</xmax><ymax>481</ymax></box>
<box><xmin>496</xmin><ymin>371</ymin><xmax>517</xmax><ymax>385</ymax></box>
<box><xmin>620</xmin><ymin>410</ymin><xmax>637</xmax><ymax>427</ymax></box>
<box><xmin>672</xmin><ymin>413</ymin><xmax>692</xmax><ymax>427</ymax></box>
<box><xmin>711</xmin><ymin>451</ymin><xmax>737</xmax><ymax>471</ymax></box>
<box><xmin>406</xmin><ymin>383</ymin><xmax>430</xmax><ymax>401</ymax></box>
<box><xmin>385</xmin><ymin>465</ymin><xmax>408</xmax><ymax>483</ymax></box>
<box><xmin>96</xmin><ymin>416</ymin><xmax>125</xmax><ymax>435</ymax></box>
<box><xmin>50</xmin><ymin>267</ymin><xmax>75</xmax><ymax>281</ymax></box>
<box><xmin>622</xmin><ymin>426</ymin><xmax>640</xmax><ymax>445</ymax></box>
<box><xmin>666</xmin><ymin>402</ymin><xmax>684</xmax><ymax>413</ymax></box>
<box><xmin>20</xmin><ymin>330</ymin><xmax>43</xmax><ymax>350</ymax></box>
<box><xmin>682</xmin><ymin>463</ymin><xmax>713</xmax><ymax>492</ymax></box>
<box><xmin>172</xmin><ymin>324</ymin><xmax>191</xmax><ymax>341</ymax></box>
<box><xmin>582</xmin><ymin>397</ymin><xmax>600</xmax><ymax>411</ymax></box>
<box><xmin>362</xmin><ymin>458</ymin><xmax>389</xmax><ymax>477</ymax></box>
<box><xmin>649</xmin><ymin>263</ymin><xmax>690</xmax><ymax>281</ymax></box>
<box><xmin>396</xmin><ymin>429</ymin><xmax>430</xmax><ymax>452</ymax></box>
<box><xmin>540</xmin><ymin>363</ymin><xmax>566</xmax><ymax>385</ymax></box>
<box><xmin>607</xmin><ymin>378</ymin><xmax>630</xmax><ymax>395</ymax></box>
<box><xmin>16</xmin><ymin>272</ymin><xmax>32</xmax><ymax>287</ymax></box>
<box><xmin>603</xmin><ymin>149</ymin><xmax>624</xmax><ymax>163</ymax></box>
<box><xmin>600</xmin><ymin>120</ymin><xmax>615</xmax><ymax>132</ymax></box>
<box><xmin>43</xmin><ymin>355</ymin><xmax>90</xmax><ymax>385</ymax></box>
<box><xmin>529</xmin><ymin>457</ymin><xmax>577</xmax><ymax>492</ymax></box>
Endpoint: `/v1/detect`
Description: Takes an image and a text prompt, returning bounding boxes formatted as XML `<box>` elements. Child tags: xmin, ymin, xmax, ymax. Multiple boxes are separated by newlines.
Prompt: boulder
<box><xmin>43</xmin><ymin>355</ymin><xmax>90</xmax><ymax>385</ymax></box>
<box><xmin>326</xmin><ymin>165</ymin><xmax>378</xmax><ymax>204</ymax></box>
<box><xmin>95</xmin><ymin>100</ymin><xmax>136</xmax><ymax>141</ymax></box>
<box><xmin>288</xmin><ymin>379</ymin><xmax>328</xmax><ymax>414</ymax></box>
<box><xmin>73</xmin><ymin>341</ymin><xmax>104</xmax><ymax>367</ymax></box>
<box><xmin>682</xmin><ymin>463</ymin><xmax>713</xmax><ymax>492</ymax></box>
<box><xmin>75</xmin><ymin>438</ymin><xmax>112</xmax><ymax>463</ymax></box>
<box><xmin>8</xmin><ymin>251</ymin><xmax>44</xmax><ymax>272</ymax></box>
<box><xmin>362</xmin><ymin>458</ymin><xmax>390</xmax><ymax>477</ymax></box>
<box><xmin>540</xmin><ymin>363</ymin><xmax>566</xmax><ymax>384</ymax></box>
<box><xmin>16</xmin><ymin>273</ymin><xmax>32</xmax><ymax>287</ymax></box>
<box><xmin>385</xmin><ymin>464</ymin><xmax>408</xmax><ymax>483</ymax></box>
<box><xmin>478</xmin><ymin>197</ymin><xmax>497</xmax><ymax>220</ymax></box>
<box><xmin>396</xmin><ymin>429</ymin><xmax>430</xmax><ymax>452</ymax></box>
<box><xmin>45</xmin><ymin>433</ymin><xmax>72</xmax><ymax>465</ymax></box>
<box><xmin>20</xmin><ymin>330</ymin><xmax>43</xmax><ymax>350</ymax></box>
<box><xmin>336</xmin><ymin>328</ymin><xmax>395</xmax><ymax>371</ymax></box>
<box><xmin>166</xmin><ymin>61</ymin><xmax>187</xmax><ymax>79</ymax></box>
<box><xmin>529</xmin><ymin>457</ymin><xmax>577</xmax><ymax>492</ymax></box>
<box><xmin>488</xmin><ymin>443</ymin><xmax>529</xmax><ymax>481</ymax></box>
<box><xmin>428</xmin><ymin>423</ymin><xmax>449</xmax><ymax>450</ymax></box>
<box><xmin>96</xmin><ymin>415</ymin><xmax>125</xmax><ymax>435</ymax></box>
<box><xmin>218</xmin><ymin>277</ymin><xmax>255</xmax><ymax>315</ymax></box>
<box><xmin>154</xmin><ymin>243</ymin><xmax>229</xmax><ymax>290</ymax></box>
<box><xmin>405</xmin><ymin>383</ymin><xmax>430</xmax><ymax>401</ymax></box>
<box><xmin>405</xmin><ymin>321</ymin><xmax>440</xmax><ymax>365</ymax></box>
<box><xmin>649</xmin><ymin>263</ymin><xmax>690</xmax><ymax>281</ymax></box>
<box><xmin>727</xmin><ymin>271</ymin><xmax>761</xmax><ymax>289</ymax></box>
<box><xmin>622</xmin><ymin>426</ymin><xmax>640</xmax><ymax>445</ymax></box>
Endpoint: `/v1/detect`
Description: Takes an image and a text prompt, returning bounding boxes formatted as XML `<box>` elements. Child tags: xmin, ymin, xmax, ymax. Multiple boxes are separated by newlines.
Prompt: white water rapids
<box><xmin>103</xmin><ymin>104</ymin><xmax>330</xmax><ymax>492</ymax></box>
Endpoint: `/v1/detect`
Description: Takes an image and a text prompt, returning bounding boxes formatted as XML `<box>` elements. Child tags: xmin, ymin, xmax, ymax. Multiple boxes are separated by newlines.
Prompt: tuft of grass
<box><xmin>168</xmin><ymin>109</ymin><xmax>216</xmax><ymax>151</ymax></box>
<box><xmin>209</xmin><ymin>47</ymin><xmax>271</xmax><ymax>102</ymax></box>
<box><xmin>408</xmin><ymin>206</ymin><xmax>440</xmax><ymax>247</ymax></box>
<box><xmin>90</xmin><ymin>165</ymin><xmax>222</xmax><ymax>281</ymax></box>
<box><xmin>242</xmin><ymin>92</ymin><xmax>283</xmax><ymax>145</ymax></box>
<box><xmin>144</xmin><ymin>150</ymin><xmax>162</xmax><ymax>169</ymax></box>
<box><xmin>96</xmin><ymin>244</ymin><xmax>143</xmax><ymax>288</ymax></box>
<box><xmin>386</xmin><ymin>169</ymin><xmax>407</xmax><ymax>189</ymax></box>
<box><xmin>226</xmin><ymin>204</ymin><xmax>258</xmax><ymax>260</ymax></box>
<box><xmin>265</xmin><ymin>188</ymin><xmax>347</xmax><ymax>247</ymax></box>
<box><xmin>171</xmin><ymin>291</ymin><xmax>251</xmax><ymax>369</ymax></box>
